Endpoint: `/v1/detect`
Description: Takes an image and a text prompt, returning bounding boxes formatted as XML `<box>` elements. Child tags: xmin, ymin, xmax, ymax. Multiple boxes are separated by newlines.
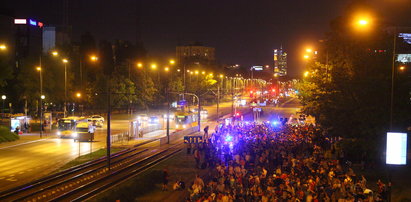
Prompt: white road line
<box><xmin>0</xmin><ymin>138</ymin><xmax>50</xmax><ymax>150</ymax></box>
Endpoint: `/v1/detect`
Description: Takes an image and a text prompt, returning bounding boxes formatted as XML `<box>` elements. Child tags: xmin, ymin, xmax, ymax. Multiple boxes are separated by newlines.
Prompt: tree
<box><xmin>297</xmin><ymin>11</ymin><xmax>411</xmax><ymax>162</ymax></box>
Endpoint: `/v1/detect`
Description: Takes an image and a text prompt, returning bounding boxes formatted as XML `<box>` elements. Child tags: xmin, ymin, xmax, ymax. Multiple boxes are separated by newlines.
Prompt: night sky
<box><xmin>3</xmin><ymin>0</ymin><xmax>411</xmax><ymax>77</ymax></box>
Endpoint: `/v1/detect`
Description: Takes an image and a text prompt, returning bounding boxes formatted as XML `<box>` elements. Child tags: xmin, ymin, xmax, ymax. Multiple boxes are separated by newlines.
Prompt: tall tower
<box><xmin>273</xmin><ymin>47</ymin><xmax>287</xmax><ymax>76</ymax></box>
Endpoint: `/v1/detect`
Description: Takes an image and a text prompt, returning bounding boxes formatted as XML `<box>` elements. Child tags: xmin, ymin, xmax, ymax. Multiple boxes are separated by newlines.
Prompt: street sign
<box><xmin>184</xmin><ymin>136</ymin><xmax>203</xmax><ymax>144</ymax></box>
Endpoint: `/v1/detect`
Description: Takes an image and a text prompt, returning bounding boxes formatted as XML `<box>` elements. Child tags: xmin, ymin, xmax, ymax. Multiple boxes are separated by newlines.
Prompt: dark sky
<box><xmin>4</xmin><ymin>0</ymin><xmax>411</xmax><ymax>77</ymax></box>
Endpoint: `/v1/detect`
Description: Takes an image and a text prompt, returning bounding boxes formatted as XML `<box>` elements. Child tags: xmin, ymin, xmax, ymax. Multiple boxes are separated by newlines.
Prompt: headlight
<box><xmin>57</xmin><ymin>131</ymin><xmax>61</xmax><ymax>136</ymax></box>
<box><xmin>72</xmin><ymin>133</ymin><xmax>78</xmax><ymax>138</ymax></box>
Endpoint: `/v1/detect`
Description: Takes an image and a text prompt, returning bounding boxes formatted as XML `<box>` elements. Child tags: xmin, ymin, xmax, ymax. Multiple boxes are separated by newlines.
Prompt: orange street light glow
<box><xmin>151</xmin><ymin>64</ymin><xmax>157</xmax><ymax>70</ymax></box>
<box><xmin>169</xmin><ymin>59</ymin><xmax>175</xmax><ymax>64</ymax></box>
<box><xmin>0</xmin><ymin>44</ymin><xmax>7</xmax><ymax>50</ymax></box>
<box><xmin>76</xmin><ymin>92</ymin><xmax>81</xmax><ymax>98</ymax></box>
<box><xmin>90</xmin><ymin>55</ymin><xmax>98</xmax><ymax>61</ymax></box>
<box><xmin>62</xmin><ymin>58</ymin><xmax>69</xmax><ymax>63</ymax></box>
<box><xmin>399</xmin><ymin>66</ymin><xmax>405</xmax><ymax>71</ymax></box>
<box><xmin>51</xmin><ymin>51</ymin><xmax>58</xmax><ymax>56</ymax></box>
<box><xmin>303</xmin><ymin>55</ymin><xmax>310</xmax><ymax>59</ymax></box>
<box><xmin>36</xmin><ymin>66</ymin><xmax>42</xmax><ymax>71</ymax></box>
<box><xmin>137</xmin><ymin>63</ymin><xmax>143</xmax><ymax>68</ymax></box>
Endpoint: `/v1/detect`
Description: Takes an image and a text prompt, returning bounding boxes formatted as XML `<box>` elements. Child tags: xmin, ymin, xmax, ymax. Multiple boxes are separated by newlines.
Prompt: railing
<box><xmin>111</xmin><ymin>132</ymin><xmax>130</xmax><ymax>144</ymax></box>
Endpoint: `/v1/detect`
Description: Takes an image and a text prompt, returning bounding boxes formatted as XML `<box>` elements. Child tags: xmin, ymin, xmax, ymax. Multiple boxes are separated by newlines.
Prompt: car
<box><xmin>136</xmin><ymin>114</ymin><xmax>149</xmax><ymax>122</ymax></box>
<box><xmin>200</xmin><ymin>109</ymin><xmax>208</xmax><ymax>117</ymax></box>
<box><xmin>88</xmin><ymin>115</ymin><xmax>104</xmax><ymax>127</ymax></box>
<box><xmin>163</xmin><ymin>113</ymin><xmax>175</xmax><ymax>120</ymax></box>
<box><xmin>148</xmin><ymin>116</ymin><xmax>160</xmax><ymax>124</ymax></box>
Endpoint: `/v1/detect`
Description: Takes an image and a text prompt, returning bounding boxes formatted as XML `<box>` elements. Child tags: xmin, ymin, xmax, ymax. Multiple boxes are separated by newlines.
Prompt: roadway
<box><xmin>0</xmin><ymin>97</ymin><xmax>301</xmax><ymax>192</ymax></box>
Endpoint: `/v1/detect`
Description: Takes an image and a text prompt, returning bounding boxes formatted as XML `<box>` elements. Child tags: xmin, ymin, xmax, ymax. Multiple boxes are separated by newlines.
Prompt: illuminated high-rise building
<box><xmin>273</xmin><ymin>47</ymin><xmax>287</xmax><ymax>77</ymax></box>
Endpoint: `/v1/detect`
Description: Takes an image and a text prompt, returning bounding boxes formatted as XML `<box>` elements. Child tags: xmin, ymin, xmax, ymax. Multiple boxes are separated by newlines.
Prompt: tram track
<box><xmin>0</xmin><ymin>137</ymin><xmax>165</xmax><ymax>202</ymax></box>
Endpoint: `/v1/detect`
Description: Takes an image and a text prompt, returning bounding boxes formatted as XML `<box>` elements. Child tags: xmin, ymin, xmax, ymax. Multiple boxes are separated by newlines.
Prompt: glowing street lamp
<box><xmin>151</xmin><ymin>63</ymin><xmax>157</xmax><ymax>70</ymax></box>
<box><xmin>62</xmin><ymin>59</ymin><xmax>68</xmax><ymax>117</ymax></box>
<box><xmin>1</xmin><ymin>95</ymin><xmax>6</xmax><ymax>118</ymax></box>
<box><xmin>51</xmin><ymin>51</ymin><xmax>59</xmax><ymax>57</ymax></box>
<box><xmin>90</xmin><ymin>55</ymin><xmax>98</xmax><ymax>61</ymax></box>
<box><xmin>164</xmin><ymin>66</ymin><xmax>170</xmax><ymax>72</ymax></box>
<box><xmin>399</xmin><ymin>66</ymin><xmax>405</xmax><ymax>71</ymax></box>
<box><xmin>195</xmin><ymin>70</ymin><xmax>199</xmax><ymax>75</ymax></box>
<box><xmin>303</xmin><ymin>55</ymin><xmax>310</xmax><ymax>60</ymax></box>
<box><xmin>306</xmin><ymin>48</ymin><xmax>313</xmax><ymax>53</ymax></box>
<box><xmin>76</xmin><ymin>92</ymin><xmax>82</xmax><ymax>98</ymax></box>
<box><xmin>137</xmin><ymin>62</ymin><xmax>143</xmax><ymax>68</ymax></box>
<box><xmin>202</xmin><ymin>71</ymin><xmax>205</xmax><ymax>75</ymax></box>
<box><xmin>304</xmin><ymin>71</ymin><xmax>310</xmax><ymax>77</ymax></box>
<box><xmin>219</xmin><ymin>74</ymin><xmax>224</xmax><ymax>78</ymax></box>
<box><xmin>41</xmin><ymin>95</ymin><xmax>45</xmax><ymax>100</ymax></box>
<box><xmin>0</xmin><ymin>44</ymin><xmax>7</xmax><ymax>51</ymax></box>
<box><xmin>169</xmin><ymin>59</ymin><xmax>175</xmax><ymax>65</ymax></box>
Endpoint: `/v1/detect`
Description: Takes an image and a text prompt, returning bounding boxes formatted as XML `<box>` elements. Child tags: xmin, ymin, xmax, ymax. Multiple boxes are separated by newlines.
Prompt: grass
<box><xmin>92</xmin><ymin>149</ymin><xmax>207</xmax><ymax>202</ymax></box>
<box><xmin>0</xmin><ymin>126</ymin><xmax>19</xmax><ymax>143</ymax></box>
<box><xmin>55</xmin><ymin>147</ymin><xmax>124</xmax><ymax>172</ymax></box>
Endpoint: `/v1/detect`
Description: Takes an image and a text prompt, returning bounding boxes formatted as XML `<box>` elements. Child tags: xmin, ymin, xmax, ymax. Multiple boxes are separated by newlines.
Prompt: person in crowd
<box><xmin>186</xmin><ymin>122</ymin><xmax>381</xmax><ymax>201</ymax></box>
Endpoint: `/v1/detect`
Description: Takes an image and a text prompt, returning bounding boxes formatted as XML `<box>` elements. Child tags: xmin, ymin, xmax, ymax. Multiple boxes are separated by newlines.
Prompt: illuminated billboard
<box><xmin>386</xmin><ymin>132</ymin><xmax>407</xmax><ymax>165</ymax></box>
<box><xmin>252</xmin><ymin>66</ymin><xmax>263</xmax><ymax>71</ymax></box>
<box><xmin>14</xmin><ymin>19</ymin><xmax>27</xmax><ymax>24</ymax></box>
<box><xmin>397</xmin><ymin>54</ymin><xmax>411</xmax><ymax>63</ymax></box>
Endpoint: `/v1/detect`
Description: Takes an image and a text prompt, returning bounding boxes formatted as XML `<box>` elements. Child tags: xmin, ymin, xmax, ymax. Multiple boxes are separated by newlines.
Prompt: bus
<box><xmin>57</xmin><ymin>116</ymin><xmax>88</xmax><ymax>138</ymax></box>
<box><xmin>175</xmin><ymin>111</ymin><xmax>198</xmax><ymax>130</ymax></box>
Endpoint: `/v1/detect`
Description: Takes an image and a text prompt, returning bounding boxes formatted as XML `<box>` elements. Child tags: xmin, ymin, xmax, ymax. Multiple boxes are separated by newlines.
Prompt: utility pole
<box><xmin>217</xmin><ymin>85</ymin><xmax>220</xmax><ymax>122</ymax></box>
<box><xmin>106</xmin><ymin>75</ymin><xmax>111</xmax><ymax>170</ymax></box>
<box><xmin>166</xmin><ymin>89</ymin><xmax>170</xmax><ymax>144</ymax></box>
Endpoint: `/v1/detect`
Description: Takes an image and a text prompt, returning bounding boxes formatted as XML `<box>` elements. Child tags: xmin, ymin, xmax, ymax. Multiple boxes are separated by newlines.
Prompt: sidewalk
<box><xmin>0</xmin><ymin>131</ymin><xmax>55</xmax><ymax>149</ymax></box>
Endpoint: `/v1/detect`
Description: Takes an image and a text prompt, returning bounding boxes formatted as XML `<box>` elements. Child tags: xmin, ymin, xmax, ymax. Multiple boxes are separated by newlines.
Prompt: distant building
<box><xmin>176</xmin><ymin>42</ymin><xmax>215</xmax><ymax>70</ymax></box>
<box><xmin>42</xmin><ymin>26</ymin><xmax>69</xmax><ymax>53</ymax></box>
<box><xmin>273</xmin><ymin>47</ymin><xmax>287</xmax><ymax>77</ymax></box>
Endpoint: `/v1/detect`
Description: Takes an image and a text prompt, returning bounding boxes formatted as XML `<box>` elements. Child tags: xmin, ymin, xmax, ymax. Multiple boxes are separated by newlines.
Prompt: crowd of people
<box><xmin>184</xmin><ymin>122</ymin><xmax>390</xmax><ymax>202</ymax></box>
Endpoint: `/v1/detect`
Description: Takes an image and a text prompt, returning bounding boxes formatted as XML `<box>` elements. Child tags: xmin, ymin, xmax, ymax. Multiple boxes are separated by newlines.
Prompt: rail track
<box><xmin>0</xmin><ymin>137</ymin><xmax>183</xmax><ymax>202</ymax></box>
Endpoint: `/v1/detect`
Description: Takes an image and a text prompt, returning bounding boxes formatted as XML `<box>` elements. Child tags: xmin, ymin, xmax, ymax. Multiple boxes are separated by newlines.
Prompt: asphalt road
<box><xmin>0</xmin><ymin>97</ymin><xmax>301</xmax><ymax>192</ymax></box>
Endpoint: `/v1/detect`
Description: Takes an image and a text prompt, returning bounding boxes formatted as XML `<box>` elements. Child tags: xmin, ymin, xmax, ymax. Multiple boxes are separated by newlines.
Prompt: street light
<box><xmin>41</xmin><ymin>95</ymin><xmax>45</xmax><ymax>99</ymax></box>
<box><xmin>0</xmin><ymin>44</ymin><xmax>7</xmax><ymax>51</ymax></box>
<box><xmin>90</xmin><ymin>55</ymin><xmax>98</xmax><ymax>61</ymax></box>
<box><xmin>169</xmin><ymin>59</ymin><xmax>175</xmax><ymax>65</ymax></box>
<box><xmin>137</xmin><ymin>62</ymin><xmax>143</xmax><ymax>68</ymax></box>
<box><xmin>304</xmin><ymin>71</ymin><xmax>310</xmax><ymax>77</ymax></box>
<box><xmin>164</xmin><ymin>66</ymin><xmax>170</xmax><ymax>72</ymax></box>
<box><xmin>51</xmin><ymin>51</ymin><xmax>59</xmax><ymax>57</ymax></box>
<box><xmin>399</xmin><ymin>66</ymin><xmax>405</xmax><ymax>71</ymax></box>
<box><xmin>151</xmin><ymin>63</ymin><xmax>157</xmax><ymax>70</ymax></box>
<box><xmin>306</xmin><ymin>48</ymin><xmax>313</xmax><ymax>53</ymax></box>
<box><xmin>62</xmin><ymin>59</ymin><xmax>68</xmax><ymax>117</ymax></box>
<box><xmin>303</xmin><ymin>55</ymin><xmax>310</xmax><ymax>60</ymax></box>
<box><xmin>1</xmin><ymin>95</ymin><xmax>5</xmax><ymax>118</ymax></box>
<box><xmin>36</xmin><ymin>66</ymin><xmax>44</xmax><ymax>137</ymax></box>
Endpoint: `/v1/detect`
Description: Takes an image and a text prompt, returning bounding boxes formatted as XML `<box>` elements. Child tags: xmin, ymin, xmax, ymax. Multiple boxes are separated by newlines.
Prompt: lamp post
<box><xmin>1</xmin><ymin>95</ymin><xmax>5</xmax><ymax>118</ymax></box>
<box><xmin>36</xmin><ymin>67</ymin><xmax>43</xmax><ymax>138</ymax></box>
<box><xmin>62</xmin><ymin>59</ymin><xmax>68</xmax><ymax>117</ymax></box>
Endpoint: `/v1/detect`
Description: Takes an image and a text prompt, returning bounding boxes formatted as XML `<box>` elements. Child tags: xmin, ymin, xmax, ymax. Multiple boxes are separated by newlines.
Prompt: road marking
<box><xmin>0</xmin><ymin>138</ymin><xmax>51</xmax><ymax>150</ymax></box>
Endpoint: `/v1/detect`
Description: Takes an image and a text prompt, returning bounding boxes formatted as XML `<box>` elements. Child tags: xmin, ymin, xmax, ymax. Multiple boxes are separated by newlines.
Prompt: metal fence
<box><xmin>111</xmin><ymin>132</ymin><xmax>130</xmax><ymax>144</ymax></box>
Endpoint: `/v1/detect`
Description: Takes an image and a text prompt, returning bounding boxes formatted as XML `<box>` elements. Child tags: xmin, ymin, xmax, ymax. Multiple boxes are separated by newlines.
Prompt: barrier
<box><xmin>111</xmin><ymin>132</ymin><xmax>130</xmax><ymax>144</ymax></box>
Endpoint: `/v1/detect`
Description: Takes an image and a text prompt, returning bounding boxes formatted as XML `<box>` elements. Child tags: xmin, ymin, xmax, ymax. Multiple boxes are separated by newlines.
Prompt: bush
<box><xmin>0</xmin><ymin>126</ymin><xmax>19</xmax><ymax>143</ymax></box>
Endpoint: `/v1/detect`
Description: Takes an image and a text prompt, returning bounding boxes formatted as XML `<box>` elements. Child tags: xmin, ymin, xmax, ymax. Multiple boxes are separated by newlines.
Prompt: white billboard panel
<box><xmin>386</xmin><ymin>132</ymin><xmax>407</xmax><ymax>165</ymax></box>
